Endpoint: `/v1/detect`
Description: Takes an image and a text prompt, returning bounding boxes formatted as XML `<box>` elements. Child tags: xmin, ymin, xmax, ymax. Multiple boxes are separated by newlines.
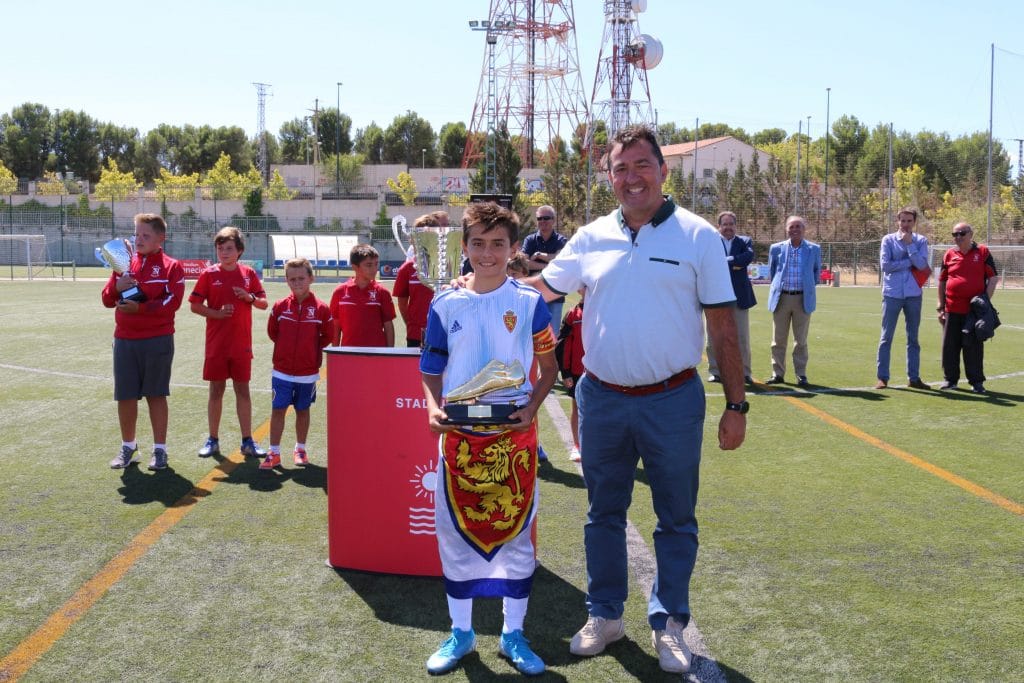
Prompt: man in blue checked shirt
<box><xmin>876</xmin><ymin>208</ymin><xmax>931</xmax><ymax>389</ymax></box>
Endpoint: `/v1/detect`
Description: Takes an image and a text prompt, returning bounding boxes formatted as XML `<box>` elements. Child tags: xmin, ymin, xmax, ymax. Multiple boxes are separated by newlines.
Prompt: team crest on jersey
<box><xmin>150</xmin><ymin>265</ymin><xmax>161</xmax><ymax>277</ymax></box>
<box><xmin>306</xmin><ymin>306</ymin><xmax>316</xmax><ymax>318</ymax></box>
<box><xmin>369</xmin><ymin>289</ymin><xmax>378</xmax><ymax>302</ymax></box>
<box><xmin>503</xmin><ymin>309</ymin><xmax>517</xmax><ymax>333</ymax></box>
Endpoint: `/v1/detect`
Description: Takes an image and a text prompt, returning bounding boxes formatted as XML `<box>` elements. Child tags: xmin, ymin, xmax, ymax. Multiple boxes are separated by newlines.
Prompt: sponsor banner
<box><xmin>379</xmin><ymin>260</ymin><xmax>405</xmax><ymax>278</ymax></box>
<box><xmin>180</xmin><ymin>259</ymin><xmax>211</xmax><ymax>279</ymax></box>
<box><xmin>748</xmin><ymin>263</ymin><xmax>771</xmax><ymax>284</ymax></box>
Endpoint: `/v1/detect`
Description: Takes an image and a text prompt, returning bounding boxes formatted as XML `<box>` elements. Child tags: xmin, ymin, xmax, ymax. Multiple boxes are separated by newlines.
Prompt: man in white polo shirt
<box><xmin>520</xmin><ymin>124</ymin><xmax>747</xmax><ymax>674</ymax></box>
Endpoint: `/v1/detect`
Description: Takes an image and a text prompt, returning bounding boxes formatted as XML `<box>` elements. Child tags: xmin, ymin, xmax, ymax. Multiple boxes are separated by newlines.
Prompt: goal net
<box><xmin>0</xmin><ymin>234</ymin><xmax>52</xmax><ymax>280</ymax></box>
<box><xmin>928</xmin><ymin>244</ymin><xmax>1024</xmax><ymax>288</ymax></box>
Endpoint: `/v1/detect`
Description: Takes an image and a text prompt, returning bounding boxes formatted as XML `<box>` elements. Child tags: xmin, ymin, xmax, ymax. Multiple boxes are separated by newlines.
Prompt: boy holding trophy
<box><xmin>102</xmin><ymin>213</ymin><xmax>185</xmax><ymax>471</ymax></box>
<box><xmin>419</xmin><ymin>202</ymin><xmax>557</xmax><ymax>676</ymax></box>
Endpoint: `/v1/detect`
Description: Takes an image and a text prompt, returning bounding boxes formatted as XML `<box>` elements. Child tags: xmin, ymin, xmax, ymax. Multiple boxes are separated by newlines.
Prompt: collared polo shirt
<box><xmin>329</xmin><ymin>278</ymin><xmax>397</xmax><ymax>347</ymax></box>
<box><xmin>940</xmin><ymin>243</ymin><xmax>997</xmax><ymax>314</ymax></box>
<box><xmin>541</xmin><ymin>198</ymin><xmax>735</xmax><ymax>386</ymax></box>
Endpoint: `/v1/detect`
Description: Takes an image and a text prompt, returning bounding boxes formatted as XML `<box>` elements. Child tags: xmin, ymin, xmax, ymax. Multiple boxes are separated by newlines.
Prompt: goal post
<box><xmin>0</xmin><ymin>234</ymin><xmax>52</xmax><ymax>280</ymax></box>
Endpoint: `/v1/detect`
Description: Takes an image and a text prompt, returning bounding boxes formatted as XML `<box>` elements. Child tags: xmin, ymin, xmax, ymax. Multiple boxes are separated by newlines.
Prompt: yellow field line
<box><xmin>782</xmin><ymin>395</ymin><xmax>1024</xmax><ymax>516</ymax></box>
<box><xmin>0</xmin><ymin>422</ymin><xmax>270</xmax><ymax>682</ymax></box>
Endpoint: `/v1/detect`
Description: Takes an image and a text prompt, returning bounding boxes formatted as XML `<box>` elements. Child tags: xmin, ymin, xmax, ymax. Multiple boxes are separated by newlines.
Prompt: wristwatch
<box><xmin>725</xmin><ymin>400</ymin><xmax>749</xmax><ymax>414</ymax></box>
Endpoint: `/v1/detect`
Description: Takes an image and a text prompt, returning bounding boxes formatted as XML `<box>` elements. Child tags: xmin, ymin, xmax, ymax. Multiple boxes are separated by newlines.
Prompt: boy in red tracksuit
<box><xmin>555</xmin><ymin>290</ymin><xmax>585</xmax><ymax>461</ymax></box>
<box><xmin>102</xmin><ymin>213</ymin><xmax>185</xmax><ymax>472</ymax></box>
<box><xmin>263</xmin><ymin>258</ymin><xmax>333</xmax><ymax>470</ymax></box>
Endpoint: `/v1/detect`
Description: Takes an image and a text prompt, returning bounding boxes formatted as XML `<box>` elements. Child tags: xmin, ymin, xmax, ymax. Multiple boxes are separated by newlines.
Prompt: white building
<box><xmin>660</xmin><ymin>136</ymin><xmax>771</xmax><ymax>180</ymax></box>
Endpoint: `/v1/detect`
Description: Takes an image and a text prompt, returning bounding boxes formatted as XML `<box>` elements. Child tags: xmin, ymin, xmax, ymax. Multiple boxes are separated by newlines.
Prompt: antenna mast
<box><xmin>463</xmin><ymin>1</ymin><xmax>589</xmax><ymax>171</ymax></box>
<box><xmin>253</xmin><ymin>82</ymin><xmax>272</xmax><ymax>184</ymax></box>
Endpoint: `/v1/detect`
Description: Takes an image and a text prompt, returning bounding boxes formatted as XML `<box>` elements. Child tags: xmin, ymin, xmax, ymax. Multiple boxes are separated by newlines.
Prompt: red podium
<box><xmin>325</xmin><ymin>347</ymin><xmax>442</xmax><ymax>576</ymax></box>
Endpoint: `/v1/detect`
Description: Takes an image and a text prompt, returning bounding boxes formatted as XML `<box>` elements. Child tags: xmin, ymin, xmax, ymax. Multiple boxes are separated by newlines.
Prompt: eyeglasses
<box><xmin>536</xmin><ymin>216</ymin><xmax>554</xmax><ymax>221</ymax></box>
<box><xmin>951</xmin><ymin>231</ymin><xmax>970</xmax><ymax>237</ymax></box>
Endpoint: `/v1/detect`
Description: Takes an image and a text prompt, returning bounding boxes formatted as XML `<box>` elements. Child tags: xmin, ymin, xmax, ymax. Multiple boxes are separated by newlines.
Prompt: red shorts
<box><xmin>203</xmin><ymin>354</ymin><xmax>252</xmax><ymax>382</ymax></box>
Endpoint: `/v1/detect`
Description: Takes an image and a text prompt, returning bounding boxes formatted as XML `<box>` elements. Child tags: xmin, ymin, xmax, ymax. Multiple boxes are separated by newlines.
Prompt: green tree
<box><xmin>0</xmin><ymin>103</ymin><xmax>51</xmax><ymax>179</ymax></box>
<box><xmin>354</xmin><ymin>122</ymin><xmax>385</xmax><ymax>164</ymax></box>
<box><xmin>52</xmin><ymin>109</ymin><xmax>100</xmax><ymax>183</ymax></box>
<box><xmin>386</xmin><ymin>171</ymin><xmax>418</xmax><ymax>206</ymax></box>
<box><xmin>318</xmin><ymin>108</ymin><xmax>353</xmax><ymax>157</ymax></box>
<box><xmin>382</xmin><ymin>111</ymin><xmax>435</xmax><ymax>167</ymax></box>
<box><xmin>278</xmin><ymin>118</ymin><xmax>312</xmax><ymax>164</ymax></box>
<box><xmin>266</xmin><ymin>169</ymin><xmax>295</xmax><ymax>200</ymax></box>
<box><xmin>97</xmin><ymin>122</ymin><xmax>139</xmax><ymax>182</ymax></box>
<box><xmin>830</xmin><ymin>115</ymin><xmax>868</xmax><ymax>176</ymax></box>
<box><xmin>203</xmin><ymin>153</ymin><xmax>261</xmax><ymax>200</ymax></box>
<box><xmin>539</xmin><ymin>130</ymin><xmax>589</xmax><ymax>232</ymax></box>
<box><xmin>94</xmin><ymin>158</ymin><xmax>141</xmax><ymax>200</ymax></box>
<box><xmin>154</xmin><ymin>168</ymin><xmax>200</xmax><ymax>201</ymax></box>
<box><xmin>243</xmin><ymin>187</ymin><xmax>263</xmax><ymax>216</ymax></box>
<box><xmin>36</xmin><ymin>171</ymin><xmax>67</xmax><ymax>195</ymax></box>
<box><xmin>437</xmin><ymin>122</ymin><xmax>468</xmax><ymax>168</ymax></box>
<box><xmin>752</xmin><ymin>128</ymin><xmax>787</xmax><ymax>147</ymax></box>
<box><xmin>321</xmin><ymin>153</ymin><xmax>365</xmax><ymax>193</ymax></box>
<box><xmin>0</xmin><ymin>161</ymin><xmax>17</xmax><ymax>195</ymax></box>
<box><xmin>468</xmin><ymin>125</ymin><xmax>526</xmax><ymax>220</ymax></box>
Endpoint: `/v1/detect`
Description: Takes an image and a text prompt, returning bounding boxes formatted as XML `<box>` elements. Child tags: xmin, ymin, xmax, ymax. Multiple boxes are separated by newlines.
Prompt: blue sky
<box><xmin>4</xmin><ymin>1</ymin><xmax>1023</xmax><ymax>171</ymax></box>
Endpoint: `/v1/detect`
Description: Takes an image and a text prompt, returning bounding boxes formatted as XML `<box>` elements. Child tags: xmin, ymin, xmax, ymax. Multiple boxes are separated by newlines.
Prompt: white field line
<box><xmin>700</xmin><ymin>369</ymin><xmax>1024</xmax><ymax>397</ymax></box>
<box><xmin>544</xmin><ymin>396</ymin><xmax>726</xmax><ymax>683</ymax></box>
<box><xmin>0</xmin><ymin>363</ymin><xmax>273</xmax><ymax>393</ymax></box>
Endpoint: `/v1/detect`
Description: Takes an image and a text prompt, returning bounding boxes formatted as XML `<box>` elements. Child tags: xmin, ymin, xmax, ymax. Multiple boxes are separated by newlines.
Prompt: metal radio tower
<box><xmin>586</xmin><ymin>0</ymin><xmax>662</xmax><ymax>147</ymax></box>
<box><xmin>463</xmin><ymin>0</ymin><xmax>589</xmax><ymax>174</ymax></box>
<box><xmin>253</xmin><ymin>82</ymin><xmax>271</xmax><ymax>184</ymax></box>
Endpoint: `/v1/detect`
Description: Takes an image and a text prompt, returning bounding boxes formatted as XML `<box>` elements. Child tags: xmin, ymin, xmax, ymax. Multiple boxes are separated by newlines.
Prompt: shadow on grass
<box><xmin>538</xmin><ymin>460</ymin><xmax>586</xmax><ymax>489</ymax></box>
<box><xmin>334</xmin><ymin>563</ymin><xmax>709</xmax><ymax>680</ymax></box>
<box><xmin>117</xmin><ymin>463</ymin><xmax>197</xmax><ymax>506</ymax></box>
<box><xmin>211</xmin><ymin>453</ymin><xmax>327</xmax><ymax>494</ymax></box>
<box><xmin>933</xmin><ymin>387</ymin><xmax>1022</xmax><ymax>406</ymax></box>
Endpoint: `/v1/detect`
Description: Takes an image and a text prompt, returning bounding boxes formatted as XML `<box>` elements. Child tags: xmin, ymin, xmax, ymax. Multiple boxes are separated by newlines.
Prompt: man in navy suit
<box><xmin>706</xmin><ymin>211</ymin><xmax>756</xmax><ymax>385</ymax></box>
<box><xmin>766</xmin><ymin>215</ymin><xmax>821</xmax><ymax>387</ymax></box>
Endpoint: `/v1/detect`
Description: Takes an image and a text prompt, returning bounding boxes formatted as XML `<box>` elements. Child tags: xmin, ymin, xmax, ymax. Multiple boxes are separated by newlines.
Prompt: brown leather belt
<box><xmin>586</xmin><ymin>368</ymin><xmax>696</xmax><ymax>396</ymax></box>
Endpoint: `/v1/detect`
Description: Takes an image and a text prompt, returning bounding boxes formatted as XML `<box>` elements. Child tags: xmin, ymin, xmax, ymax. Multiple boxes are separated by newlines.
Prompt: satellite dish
<box><xmin>626</xmin><ymin>34</ymin><xmax>663</xmax><ymax>70</ymax></box>
<box><xmin>631</xmin><ymin>0</ymin><xmax>647</xmax><ymax>12</ymax></box>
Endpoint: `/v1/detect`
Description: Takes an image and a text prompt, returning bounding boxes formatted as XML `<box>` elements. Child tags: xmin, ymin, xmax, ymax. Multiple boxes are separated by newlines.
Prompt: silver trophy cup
<box><xmin>392</xmin><ymin>215</ymin><xmax>464</xmax><ymax>291</ymax></box>
<box><xmin>95</xmin><ymin>238</ymin><xmax>146</xmax><ymax>302</ymax></box>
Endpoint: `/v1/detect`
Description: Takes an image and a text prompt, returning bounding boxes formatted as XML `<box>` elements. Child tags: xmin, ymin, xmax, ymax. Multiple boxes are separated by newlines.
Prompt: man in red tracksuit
<box><xmin>102</xmin><ymin>213</ymin><xmax>185</xmax><ymax>472</ymax></box>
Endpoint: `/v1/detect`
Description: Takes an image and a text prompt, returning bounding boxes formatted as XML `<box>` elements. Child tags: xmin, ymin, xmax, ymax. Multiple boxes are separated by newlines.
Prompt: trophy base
<box><xmin>119</xmin><ymin>287</ymin><xmax>147</xmax><ymax>303</ymax></box>
<box><xmin>442</xmin><ymin>402</ymin><xmax>520</xmax><ymax>426</ymax></box>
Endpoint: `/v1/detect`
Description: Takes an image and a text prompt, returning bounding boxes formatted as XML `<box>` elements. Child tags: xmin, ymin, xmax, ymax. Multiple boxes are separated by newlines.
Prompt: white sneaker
<box><xmin>569</xmin><ymin>446</ymin><xmax>581</xmax><ymax>462</ymax></box>
<box><xmin>652</xmin><ymin>616</ymin><xmax>691</xmax><ymax>673</ymax></box>
<box><xmin>569</xmin><ymin>616</ymin><xmax>624</xmax><ymax>656</ymax></box>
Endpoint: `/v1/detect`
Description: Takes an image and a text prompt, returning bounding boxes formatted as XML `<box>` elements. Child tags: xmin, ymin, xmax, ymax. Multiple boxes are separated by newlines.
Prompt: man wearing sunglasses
<box><xmin>523</xmin><ymin>205</ymin><xmax>568</xmax><ymax>324</ymax></box>
<box><xmin>937</xmin><ymin>223</ymin><xmax>998</xmax><ymax>393</ymax></box>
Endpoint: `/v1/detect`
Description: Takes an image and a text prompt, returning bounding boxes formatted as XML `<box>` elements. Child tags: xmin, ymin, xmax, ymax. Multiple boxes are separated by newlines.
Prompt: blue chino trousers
<box><xmin>876</xmin><ymin>295</ymin><xmax>923</xmax><ymax>381</ymax></box>
<box><xmin>576</xmin><ymin>373</ymin><xmax>704</xmax><ymax>630</ymax></box>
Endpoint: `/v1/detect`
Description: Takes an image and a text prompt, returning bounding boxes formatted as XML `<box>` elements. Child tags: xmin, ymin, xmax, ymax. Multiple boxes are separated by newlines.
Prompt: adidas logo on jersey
<box><xmin>449</xmin><ymin>320</ymin><xmax>462</xmax><ymax>334</ymax></box>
